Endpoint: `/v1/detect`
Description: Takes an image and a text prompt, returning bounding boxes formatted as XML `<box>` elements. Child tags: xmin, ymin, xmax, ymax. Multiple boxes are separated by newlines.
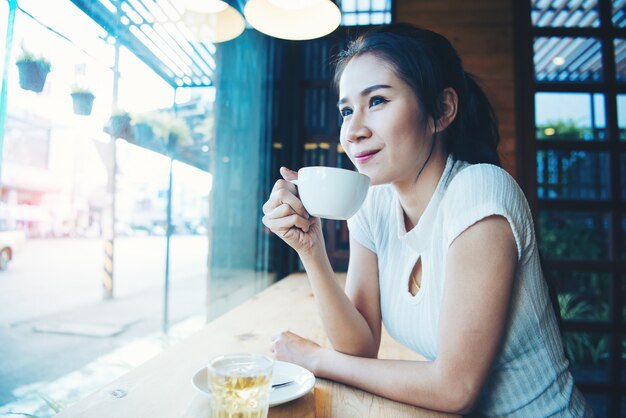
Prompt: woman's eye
<box><xmin>340</xmin><ymin>107</ymin><xmax>353</xmax><ymax>118</ymax></box>
<box><xmin>369</xmin><ymin>96</ymin><xmax>388</xmax><ymax>107</ymax></box>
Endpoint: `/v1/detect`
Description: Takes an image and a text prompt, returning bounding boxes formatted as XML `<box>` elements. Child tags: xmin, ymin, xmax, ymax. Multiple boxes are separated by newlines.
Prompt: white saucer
<box><xmin>191</xmin><ymin>360</ymin><xmax>315</xmax><ymax>407</ymax></box>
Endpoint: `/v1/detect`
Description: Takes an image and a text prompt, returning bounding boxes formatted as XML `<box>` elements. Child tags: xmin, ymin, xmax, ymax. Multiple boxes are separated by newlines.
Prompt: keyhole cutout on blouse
<box><xmin>408</xmin><ymin>257</ymin><xmax>423</xmax><ymax>296</ymax></box>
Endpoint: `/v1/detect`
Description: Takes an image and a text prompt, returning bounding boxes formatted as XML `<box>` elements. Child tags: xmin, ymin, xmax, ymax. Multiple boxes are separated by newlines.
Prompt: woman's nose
<box><xmin>344</xmin><ymin>111</ymin><xmax>371</xmax><ymax>143</ymax></box>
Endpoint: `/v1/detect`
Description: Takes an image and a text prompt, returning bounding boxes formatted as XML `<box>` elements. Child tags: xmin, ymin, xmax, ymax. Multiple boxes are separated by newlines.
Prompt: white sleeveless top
<box><xmin>347</xmin><ymin>156</ymin><xmax>592</xmax><ymax>417</ymax></box>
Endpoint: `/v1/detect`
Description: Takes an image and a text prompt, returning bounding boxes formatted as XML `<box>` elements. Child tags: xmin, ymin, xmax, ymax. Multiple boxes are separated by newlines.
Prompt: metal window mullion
<box><xmin>537</xmin><ymin>198</ymin><xmax>613</xmax><ymax>210</ymax></box>
<box><xmin>536</xmin><ymin>140</ymin><xmax>610</xmax><ymax>151</ymax></box>
<box><xmin>514</xmin><ymin>0</ymin><xmax>537</xmax><ymax>203</ymax></box>
<box><xmin>532</xmin><ymin>25</ymin><xmax>600</xmax><ymax>37</ymax></box>
<box><xmin>598</xmin><ymin>0</ymin><xmax>623</xmax><ymax>415</ymax></box>
<box><xmin>534</xmin><ymin>81</ymin><xmax>610</xmax><ymax>91</ymax></box>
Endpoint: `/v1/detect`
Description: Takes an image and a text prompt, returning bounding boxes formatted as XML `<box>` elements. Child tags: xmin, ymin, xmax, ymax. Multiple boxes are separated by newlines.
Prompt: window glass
<box><xmin>538</xmin><ymin>211</ymin><xmax>609</xmax><ymax>260</ymax></box>
<box><xmin>0</xmin><ymin>0</ymin><xmax>217</xmax><ymax>413</ymax></box>
<box><xmin>535</xmin><ymin>92</ymin><xmax>606</xmax><ymax>141</ymax></box>
<box><xmin>536</xmin><ymin>151</ymin><xmax>610</xmax><ymax>199</ymax></box>
<box><xmin>614</xmin><ymin>0</ymin><xmax>626</xmax><ymax>27</ymax></box>
<box><xmin>338</xmin><ymin>0</ymin><xmax>392</xmax><ymax>26</ymax></box>
<box><xmin>564</xmin><ymin>332</ymin><xmax>609</xmax><ymax>384</ymax></box>
<box><xmin>1</xmin><ymin>0</ymin><xmax>121</xmax><ymax>413</ymax></box>
<box><xmin>341</xmin><ymin>0</ymin><xmax>357</xmax><ymax>12</ymax></box>
<box><xmin>534</xmin><ymin>37</ymin><xmax>603</xmax><ymax>82</ymax></box>
<box><xmin>532</xmin><ymin>0</ymin><xmax>600</xmax><ymax>27</ymax></box>
<box><xmin>616</xmin><ymin>39</ymin><xmax>626</xmax><ymax>82</ymax></box>
<box><xmin>619</xmin><ymin>95</ymin><xmax>626</xmax><ymax>140</ymax></box>
<box><xmin>546</xmin><ymin>270</ymin><xmax>610</xmax><ymax>321</ymax></box>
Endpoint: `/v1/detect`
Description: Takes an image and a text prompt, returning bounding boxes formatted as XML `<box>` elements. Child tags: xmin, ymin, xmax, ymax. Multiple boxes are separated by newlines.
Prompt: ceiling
<box><xmin>70</xmin><ymin>0</ymin><xmax>217</xmax><ymax>88</ymax></box>
<box><xmin>532</xmin><ymin>0</ymin><xmax>626</xmax><ymax>83</ymax></box>
<box><xmin>68</xmin><ymin>1</ymin><xmax>626</xmax><ymax>88</ymax></box>
<box><xmin>67</xmin><ymin>0</ymin><xmax>394</xmax><ymax>89</ymax></box>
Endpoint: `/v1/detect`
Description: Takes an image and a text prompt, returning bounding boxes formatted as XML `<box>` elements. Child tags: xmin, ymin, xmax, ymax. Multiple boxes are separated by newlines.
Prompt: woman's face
<box><xmin>338</xmin><ymin>53</ymin><xmax>433</xmax><ymax>186</ymax></box>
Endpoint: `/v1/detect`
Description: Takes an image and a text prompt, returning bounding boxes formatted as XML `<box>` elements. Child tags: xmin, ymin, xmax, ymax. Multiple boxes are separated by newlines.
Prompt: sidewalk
<box><xmin>0</xmin><ymin>270</ymin><xmax>271</xmax><ymax>417</ymax></box>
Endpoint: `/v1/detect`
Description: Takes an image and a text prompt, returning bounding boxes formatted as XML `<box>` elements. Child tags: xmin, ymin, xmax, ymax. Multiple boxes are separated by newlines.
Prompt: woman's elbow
<box><xmin>433</xmin><ymin>365</ymin><xmax>483</xmax><ymax>414</ymax></box>
<box><xmin>333</xmin><ymin>343</ymin><xmax>378</xmax><ymax>359</ymax></box>
<box><xmin>442</xmin><ymin>378</ymin><xmax>482</xmax><ymax>414</ymax></box>
<box><xmin>330</xmin><ymin>335</ymin><xmax>379</xmax><ymax>358</ymax></box>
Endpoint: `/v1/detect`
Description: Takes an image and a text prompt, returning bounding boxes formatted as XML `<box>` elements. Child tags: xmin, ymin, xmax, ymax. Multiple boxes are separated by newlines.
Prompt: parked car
<box><xmin>0</xmin><ymin>230</ymin><xmax>26</xmax><ymax>270</ymax></box>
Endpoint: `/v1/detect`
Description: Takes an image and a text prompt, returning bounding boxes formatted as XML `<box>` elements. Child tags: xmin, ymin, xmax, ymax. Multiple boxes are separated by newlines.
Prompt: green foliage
<box><xmin>129</xmin><ymin>112</ymin><xmax>192</xmax><ymax>154</ymax></box>
<box><xmin>152</xmin><ymin>113</ymin><xmax>193</xmax><ymax>148</ymax></box>
<box><xmin>163</xmin><ymin>116</ymin><xmax>192</xmax><ymax>146</ymax></box>
<box><xmin>70</xmin><ymin>85</ymin><xmax>94</xmax><ymax>95</ymax></box>
<box><xmin>538</xmin><ymin>212</ymin><xmax>605</xmax><ymax>260</ymax></box>
<box><xmin>558</xmin><ymin>293</ymin><xmax>610</xmax><ymax>369</ymax></box>
<box><xmin>15</xmin><ymin>43</ymin><xmax>50</xmax><ymax>68</ymax></box>
<box><xmin>536</xmin><ymin>118</ymin><xmax>597</xmax><ymax>140</ymax></box>
<box><xmin>558</xmin><ymin>293</ymin><xmax>597</xmax><ymax>321</ymax></box>
<box><xmin>111</xmin><ymin>108</ymin><xmax>130</xmax><ymax>117</ymax></box>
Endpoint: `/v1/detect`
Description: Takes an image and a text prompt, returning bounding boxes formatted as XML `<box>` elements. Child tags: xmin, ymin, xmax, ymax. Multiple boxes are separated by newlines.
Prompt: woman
<box><xmin>262</xmin><ymin>24</ymin><xmax>592</xmax><ymax>416</ymax></box>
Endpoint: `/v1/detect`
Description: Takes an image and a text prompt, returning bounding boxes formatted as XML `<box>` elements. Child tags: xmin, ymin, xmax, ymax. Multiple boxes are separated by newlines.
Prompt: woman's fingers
<box><xmin>280</xmin><ymin>166</ymin><xmax>298</xmax><ymax>181</ymax></box>
<box><xmin>271</xmin><ymin>178</ymin><xmax>296</xmax><ymax>194</ymax></box>
<box><xmin>264</xmin><ymin>186</ymin><xmax>309</xmax><ymax>219</ymax></box>
<box><xmin>263</xmin><ymin>212</ymin><xmax>313</xmax><ymax>234</ymax></box>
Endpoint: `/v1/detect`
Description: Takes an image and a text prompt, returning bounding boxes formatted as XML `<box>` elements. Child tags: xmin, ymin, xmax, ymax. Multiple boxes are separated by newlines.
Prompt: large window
<box><xmin>0</xmin><ymin>1</ymin><xmax>212</xmax><ymax>415</ymax></box>
<box><xmin>518</xmin><ymin>1</ymin><xmax>626</xmax><ymax>415</ymax></box>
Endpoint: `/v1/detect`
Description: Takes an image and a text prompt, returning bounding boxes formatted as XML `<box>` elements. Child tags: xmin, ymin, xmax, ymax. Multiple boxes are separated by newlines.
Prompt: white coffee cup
<box><xmin>292</xmin><ymin>166</ymin><xmax>370</xmax><ymax>220</ymax></box>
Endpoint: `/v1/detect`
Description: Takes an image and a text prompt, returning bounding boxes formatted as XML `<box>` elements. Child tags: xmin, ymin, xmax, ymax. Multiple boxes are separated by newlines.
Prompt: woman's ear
<box><xmin>436</xmin><ymin>87</ymin><xmax>458</xmax><ymax>132</ymax></box>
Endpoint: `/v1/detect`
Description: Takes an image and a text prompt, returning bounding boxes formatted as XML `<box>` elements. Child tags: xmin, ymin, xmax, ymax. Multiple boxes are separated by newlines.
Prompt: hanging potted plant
<box><xmin>15</xmin><ymin>46</ymin><xmax>51</xmax><ymax>93</ymax></box>
<box><xmin>105</xmin><ymin>109</ymin><xmax>133</xmax><ymax>140</ymax></box>
<box><xmin>132</xmin><ymin>112</ymin><xmax>158</xmax><ymax>147</ymax></box>
<box><xmin>70</xmin><ymin>86</ymin><xmax>95</xmax><ymax>116</ymax></box>
<box><xmin>154</xmin><ymin>113</ymin><xmax>193</xmax><ymax>154</ymax></box>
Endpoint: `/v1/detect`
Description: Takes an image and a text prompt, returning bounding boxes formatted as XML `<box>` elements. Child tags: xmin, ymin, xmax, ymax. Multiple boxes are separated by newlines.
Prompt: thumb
<box><xmin>280</xmin><ymin>166</ymin><xmax>298</xmax><ymax>181</ymax></box>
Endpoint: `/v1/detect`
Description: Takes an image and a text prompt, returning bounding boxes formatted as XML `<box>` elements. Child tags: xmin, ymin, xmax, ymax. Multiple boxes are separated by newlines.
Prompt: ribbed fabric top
<box><xmin>347</xmin><ymin>156</ymin><xmax>593</xmax><ymax>417</ymax></box>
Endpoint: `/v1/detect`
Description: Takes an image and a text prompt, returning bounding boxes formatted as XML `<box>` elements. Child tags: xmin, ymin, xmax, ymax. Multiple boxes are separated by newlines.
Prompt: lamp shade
<box><xmin>183</xmin><ymin>1</ymin><xmax>246</xmax><ymax>43</ymax></box>
<box><xmin>244</xmin><ymin>0</ymin><xmax>341</xmax><ymax>41</ymax></box>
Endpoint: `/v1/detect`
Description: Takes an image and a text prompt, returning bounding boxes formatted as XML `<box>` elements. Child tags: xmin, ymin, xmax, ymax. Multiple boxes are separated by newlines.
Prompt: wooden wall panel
<box><xmin>396</xmin><ymin>0</ymin><xmax>517</xmax><ymax>177</ymax></box>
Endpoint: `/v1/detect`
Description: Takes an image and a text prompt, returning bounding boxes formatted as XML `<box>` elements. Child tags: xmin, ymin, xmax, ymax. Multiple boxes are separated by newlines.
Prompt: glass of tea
<box><xmin>207</xmin><ymin>353</ymin><xmax>274</xmax><ymax>418</ymax></box>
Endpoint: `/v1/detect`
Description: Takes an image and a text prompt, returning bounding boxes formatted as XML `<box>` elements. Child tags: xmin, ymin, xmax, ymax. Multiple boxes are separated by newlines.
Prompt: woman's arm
<box><xmin>263</xmin><ymin>167</ymin><xmax>382</xmax><ymax>357</ymax></box>
<box><xmin>300</xmin><ymin>235</ymin><xmax>381</xmax><ymax>358</ymax></box>
<box><xmin>273</xmin><ymin>215</ymin><xmax>517</xmax><ymax>414</ymax></box>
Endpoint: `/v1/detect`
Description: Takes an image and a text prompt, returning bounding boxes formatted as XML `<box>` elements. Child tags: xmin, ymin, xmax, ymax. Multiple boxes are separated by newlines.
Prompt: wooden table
<box><xmin>58</xmin><ymin>273</ymin><xmax>456</xmax><ymax>418</ymax></box>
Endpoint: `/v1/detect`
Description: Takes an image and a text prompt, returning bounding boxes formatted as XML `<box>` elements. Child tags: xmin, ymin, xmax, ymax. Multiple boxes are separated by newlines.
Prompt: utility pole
<box><xmin>103</xmin><ymin>40</ymin><xmax>121</xmax><ymax>299</ymax></box>
<box><xmin>163</xmin><ymin>88</ymin><xmax>178</xmax><ymax>333</ymax></box>
<box><xmin>0</xmin><ymin>0</ymin><xmax>17</xmax><ymax>184</ymax></box>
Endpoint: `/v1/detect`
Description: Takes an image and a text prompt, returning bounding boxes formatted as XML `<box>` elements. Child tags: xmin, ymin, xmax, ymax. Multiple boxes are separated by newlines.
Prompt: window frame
<box><xmin>515</xmin><ymin>0</ymin><xmax>626</xmax><ymax>414</ymax></box>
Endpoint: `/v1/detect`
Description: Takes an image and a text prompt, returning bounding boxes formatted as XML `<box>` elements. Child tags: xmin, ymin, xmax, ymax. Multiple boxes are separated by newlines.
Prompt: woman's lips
<box><xmin>354</xmin><ymin>149</ymin><xmax>380</xmax><ymax>164</ymax></box>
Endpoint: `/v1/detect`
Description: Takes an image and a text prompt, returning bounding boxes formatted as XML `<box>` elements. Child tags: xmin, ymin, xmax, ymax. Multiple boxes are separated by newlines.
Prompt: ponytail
<box><xmin>447</xmin><ymin>72</ymin><xmax>501</xmax><ymax>166</ymax></box>
<box><xmin>334</xmin><ymin>24</ymin><xmax>501</xmax><ymax>167</ymax></box>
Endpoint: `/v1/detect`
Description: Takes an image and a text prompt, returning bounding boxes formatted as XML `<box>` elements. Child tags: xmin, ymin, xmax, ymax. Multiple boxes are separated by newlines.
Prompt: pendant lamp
<box><xmin>244</xmin><ymin>0</ymin><xmax>341</xmax><ymax>41</ymax></box>
<box><xmin>182</xmin><ymin>0</ymin><xmax>246</xmax><ymax>43</ymax></box>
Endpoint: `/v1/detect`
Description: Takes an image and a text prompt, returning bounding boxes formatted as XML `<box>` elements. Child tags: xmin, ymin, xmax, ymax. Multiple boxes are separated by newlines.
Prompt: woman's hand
<box><xmin>270</xmin><ymin>330</ymin><xmax>324</xmax><ymax>373</ymax></box>
<box><xmin>262</xmin><ymin>167</ymin><xmax>323</xmax><ymax>257</ymax></box>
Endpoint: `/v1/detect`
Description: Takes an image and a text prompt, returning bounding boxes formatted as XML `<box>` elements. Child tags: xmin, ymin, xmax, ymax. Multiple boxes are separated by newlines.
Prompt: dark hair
<box><xmin>333</xmin><ymin>23</ymin><xmax>500</xmax><ymax>166</ymax></box>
